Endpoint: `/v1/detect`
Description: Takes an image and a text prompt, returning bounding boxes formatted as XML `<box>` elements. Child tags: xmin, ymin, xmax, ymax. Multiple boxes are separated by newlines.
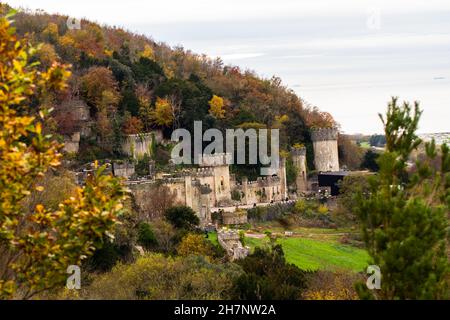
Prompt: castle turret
<box><xmin>278</xmin><ymin>157</ymin><xmax>288</xmax><ymax>200</ymax></box>
<box><xmin>311</xmin><ymin>127</ymin><xmax>339</xmax><ymax>172</ymax></box>
<box><xmin>291</xmin><ymin>146</ymin><xmax>308</xmax><ymax>193</ymax></box>
<box><xmin>199</xmin><ymin>153</ymin><xmax>232</xmax><ymax>206</ymax></box>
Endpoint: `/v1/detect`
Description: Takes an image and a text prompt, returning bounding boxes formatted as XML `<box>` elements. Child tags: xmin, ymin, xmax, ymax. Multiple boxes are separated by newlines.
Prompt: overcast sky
<box><xmin>5</xmin><ymin>0</ymin><xmax>450</xmax><ymax>134</ymax></box>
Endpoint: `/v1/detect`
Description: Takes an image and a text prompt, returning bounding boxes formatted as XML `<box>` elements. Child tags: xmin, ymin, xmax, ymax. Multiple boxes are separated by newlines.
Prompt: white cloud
<box><xmin>220</xmin><ymin>53</ymin><xmax>265</xmax><ymax>60</ymax></box>
<box><xmin>5</xmin><ymin>0</ymin><xmax>450</xmax><ymax>25</ymax></box>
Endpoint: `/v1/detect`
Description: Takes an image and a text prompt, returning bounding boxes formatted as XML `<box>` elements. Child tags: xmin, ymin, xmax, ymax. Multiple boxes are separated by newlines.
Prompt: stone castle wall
<box><xmin>121</xmin><ymin>131</ymin><xmax>163</xmax><ymax>159</ymax></box>
<box><xmin>232</xmin><ymin>176</ymin><xmax>285</xmax><ymax>205</ymax></box>
<box><xmin>112</xmin><ymin>162</ymin><xmax>135</xmax><ymax>179</ymax></box>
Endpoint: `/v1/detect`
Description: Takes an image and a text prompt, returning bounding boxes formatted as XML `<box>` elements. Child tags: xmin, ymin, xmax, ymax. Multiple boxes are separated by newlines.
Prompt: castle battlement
<box><xmin>199</xmin><ymin>153</ymin><xmax>232</xmax><ymax>167</ymax></box>
<box><xmin>291</xmin><ymin>146</ymin><xmax>306</xmax><ymax>156</ymax></box>
<box><xmin>191</xmin><ymin>167</ymin><xmax>215</xmax><ymax>176</ymax></box>
<box><xmin>311</xmin><ymin>127</ymin><xmax>338</xmax><ymax>142</ymax></box>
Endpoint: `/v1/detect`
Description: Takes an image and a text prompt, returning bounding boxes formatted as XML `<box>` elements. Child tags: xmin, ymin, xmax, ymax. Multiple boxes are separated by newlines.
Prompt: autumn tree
<box><xmin>354</xmin><ymin>97</ymin><xmax>449</xmax><ymax>299</ymax></box>
<box><xmin>0</xmin><ymin>13</ymin><xmax>127</xmax><ymax>299</ymax></box>
<box><xmin>177</xmin><ymin>233</ymin><xmax>214</xmax><ymax>257</ymax></box>
<box><xmin>80</xmin><ymin>66</ymin><xmax>120</xmax><ymax>111</ymax></box>
<box><xmin>338</xmin><ymin>134</ymin><xmax>364</xmax><ymax>170</ymax></box>
<box><xmin>208</xmin><ymin>94</ymin><xmax>225</xmax><ymax>119</ymax></box>
<box><xmin>151</xmin><ymin>97</ymin><xmax>174</xmax><ymax>127</ymax></box>
<box><xmin>122</xmin><ymin>115</ymin><xmax>143</xmax><ymax>135</ymax></box>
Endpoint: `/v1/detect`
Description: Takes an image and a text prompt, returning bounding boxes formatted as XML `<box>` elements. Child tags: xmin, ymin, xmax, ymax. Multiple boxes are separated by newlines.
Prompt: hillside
<box><xmin>2</xmin><ymin>4</ymin><xmax>335</xmax><ymax>171</ymax></box>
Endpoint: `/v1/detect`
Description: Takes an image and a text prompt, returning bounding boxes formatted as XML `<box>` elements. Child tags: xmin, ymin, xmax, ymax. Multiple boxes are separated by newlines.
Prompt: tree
<box><xmin>151</xmin><ymin>220</ymin><xmax>176</xmax><ymax>253</ymax></box>
<box><xmin>165</xmin><ymin>206</ymin><xmax>200</xmax><ymax>230</ymax></box>
<box><xmin>361</xmin><ymin>149</ymin><xmax>380</xmax><ymax>172</ymax></box>
<box><xmin>354</xmin><ymin>97</ymin><xmax>449</xmax><ymax>300</ymax></box>
<box><xmin>151</xmin><ymin>97</ymin><xmax>174</xmax><ymax>127</ymax></box>
<box><xmin>177</xmin><ymin>233</ymin><xmax>213</xmax><ymax>257</ymax></box>
<box><xmin>84</xmin><ymin>254</ymin><xmax>242</xmax><ymax>299</ymax></box>
<box><xmin>80</xmin><ymin>66</ymin><xmax>120</xmax><ymax>112</ymax></box>
<box><xmin>133</xmin><ymin>184</ymin><xmax>176</xmax><ymax>221</ymax></box>
<box><xmin>338</xmin><ymin>134</ymin><xmax>364</xmax><ymax>170</ymax></box>
<box><xmin>369</xmin><ymin>134</ymin><xmax>386</xmax><ymax>147</ymax></box>
<box><xmin>122</xmin><ymin>115</ymin><xmax>143</xmax><ymax>134</ymax></box>
<box><xmin>208</xmin><ymin>94</ymin><xmax>225</xmax><ymax>119</ymax></box>
<box><xmin>232</xmin><ymin>245</ymin><xmax>308</xmax><ymax>300</ymax></box>
<box><xmin>0</xmin><ymin>14</ymin><xmax>127</xmax><ymax>299</ymax></box>
<box><xmin>137</xmin><ymin>222</ymin><xmax>157</xmax><ymax>250</ymax></box>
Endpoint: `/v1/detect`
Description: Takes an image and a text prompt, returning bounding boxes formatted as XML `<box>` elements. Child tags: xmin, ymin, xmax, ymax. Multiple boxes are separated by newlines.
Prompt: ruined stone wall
<box><xmin>217</xmin><ymin>229</ymin><xmax>249</xmax><ymax>260</ymax></box>
<box><xmin>63</xmin><ymin>132</ymin><xmax>80</xmax><ymax>153</ymax></box>
<box><xmin>121</xmin><ymin>131</ymin><xmax>163</xmax><ymax>159</ymax></box>
<box><xmin>112</xmin><ymin>162</ymin><xmax>135</xmax><ymax>179</ymax></box>
<box><xmin>311</xmin><ymin>128</ymin><xmax>339</xmax><ymax>172</ymax></box>
<box><xmin>233</xmin><ymin>176</ymin><xmax>284</xmax><ymax>205</ymax></box>
<box><xmin>127</xmin><ymin>176</ymin><xmax>213</xmax><ymax>225</ymax></box>
<box><xmin>222</xmin><ymin>210</ymin><xmax>248</xmax><ymax>225</ymax></box>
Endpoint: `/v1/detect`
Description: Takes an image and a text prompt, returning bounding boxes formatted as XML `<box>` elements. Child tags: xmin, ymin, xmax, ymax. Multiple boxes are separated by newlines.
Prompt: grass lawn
<box><xmin>207</xmin><ymin>231</ymin><xmax>219</xmax><ymax>247</ymax></box>
<box><xmin>244</xmin><ymin>235</ymin><xmax>370</xmax><ymax>272</ymax></box>
<box><xmin>359</xmin><ymin>141</ymin><xmax>371</xmax><ymax>149</ymax></box>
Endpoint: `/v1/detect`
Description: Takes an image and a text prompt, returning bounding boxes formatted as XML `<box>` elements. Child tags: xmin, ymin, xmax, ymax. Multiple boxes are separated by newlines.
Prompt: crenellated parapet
<box><xmin>191</xmin><ymin>167</ymin><xmax>215</xmax><ymax>177</ymax></box>
<box><xmin>199</xmin><ymin>153</ymin><xmax>232</xmax><ymax>167</ymax></box>
<box><xmin>311</xmin><ymin>127</ymin><xmax>339</xmax><ymax>142</ymax></box>
<box><xmin>291</xmin><ymin>146</ymin><xmax>306</xmax><ymax>156</ymax></box>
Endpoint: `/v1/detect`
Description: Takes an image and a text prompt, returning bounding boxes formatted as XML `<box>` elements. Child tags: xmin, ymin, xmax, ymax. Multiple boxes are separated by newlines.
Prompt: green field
<box><xmin>207</xmin><ymin>231</ymin><xmax>219</xmax><ymax>247</ymax></box>
<box><xmin>359</xmin><ymin>141</ymin><xmax>371</xmax><ymax>149</ymax></box>
<box><xmin>244</xmin><ymin>236</ymin><xmax>370</xmax><ymax>272</ymax></box>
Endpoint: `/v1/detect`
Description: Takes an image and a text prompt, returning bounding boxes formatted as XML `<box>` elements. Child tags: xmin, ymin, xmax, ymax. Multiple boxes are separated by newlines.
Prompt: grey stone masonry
<box><xmin>311</xmin><ymin>127</ymin><xmax>339</xmax><ymax>142</ymax></box>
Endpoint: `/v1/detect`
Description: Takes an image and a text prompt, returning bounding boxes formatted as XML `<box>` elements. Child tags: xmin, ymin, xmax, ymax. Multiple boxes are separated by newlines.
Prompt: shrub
<box><xmin>294</xmin><ymin>199</ymin><xmax>307</xmax><ymax>214</ymax></box>
<box><xmin>303</xmin><ymin>270</ymin><xmax>361</xmax><ymax>300</ymax></box>
<box><xmin>317</xmin><ymin>204</ymin><xmax>329</xmax><ymax>215</ymax></box>
<box><xmin>232</xmin><ymin>245</ymin><xmax>308</xmax><ymax>300</ymax></box>
<box><xmin>137</xmin><ymin>222</ymin><xmax>157</xmax><ymax>250</ymax></box>
<box><xmin>177</xmin><ymin>233</ymin><xmax>214</xmax><ymax>257</ymax></box>
<box><xmin>84</xmin><ymin>254</ymin><xmax>242</xmax><ymax>299</ymax></box>
<box><xmin>165</xmin><ymin>206</ymin><xmax>200</xmax><ymax>230</ymax></box>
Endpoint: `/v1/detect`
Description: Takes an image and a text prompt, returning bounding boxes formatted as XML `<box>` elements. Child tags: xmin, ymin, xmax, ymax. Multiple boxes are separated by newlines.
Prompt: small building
<box><xmin>317</xmin><ymin>171</ymin><xmax>350</xmax><ymax>196</ymax></box>
<box><xmin>318</xmin><ymin>170</ymin><xmax>373</xmax><ymax>196</ymax></box>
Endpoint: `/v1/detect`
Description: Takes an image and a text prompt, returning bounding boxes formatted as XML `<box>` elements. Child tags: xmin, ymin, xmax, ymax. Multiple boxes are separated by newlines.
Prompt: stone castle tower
<box><xmin>311</xmin><ymin>127</ymin><xmax>340</xmax><ymax>172</ymax></box>
<box><xmin>278</xmin><ymin>157</ymin><xmax>288</xmax><ymax>200</ymax></box>
<box><xmin>198</xmin><ymin>153</ymin><xmax>232</xmax><ymax>206</ymax></box>
<box><xmin>291</xmin><ymin>146</ymin><xmax>308</xmax><ymax>193</ymax></box>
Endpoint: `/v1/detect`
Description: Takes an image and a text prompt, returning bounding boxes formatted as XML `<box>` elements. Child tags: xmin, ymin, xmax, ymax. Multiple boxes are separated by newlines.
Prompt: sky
<box><xmin>5</xmin><ymin>0</ymin><xmax>450</xmax><ymax>134</ymax></box>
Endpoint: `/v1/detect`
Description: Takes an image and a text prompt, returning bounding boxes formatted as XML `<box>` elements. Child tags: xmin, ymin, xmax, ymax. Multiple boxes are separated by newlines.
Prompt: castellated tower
<box><xmin>199</xmin><ymin>153</ymin><xmax>232</xmax><ymax>206</ymax></box>
<box><xmin>278</xmin><ymin>157</ymin><xmax>288</xmax><ymax>200</ymax></box>
<box><xmin>311</xmin><ymin>127</ymin><xmax>340</xmax><ymax>172</ymax></box>
<box><xmin>291</xmin><ymin>146</ymin><xmax>308</xmax><ymax>193</ymax></box>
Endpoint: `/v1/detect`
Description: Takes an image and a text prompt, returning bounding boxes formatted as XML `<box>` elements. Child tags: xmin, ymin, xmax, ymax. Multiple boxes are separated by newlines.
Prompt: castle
<box><xmin>116</xmin><ymin>127</ymin><xmax>340</xmax><ymax>226</ymax></box>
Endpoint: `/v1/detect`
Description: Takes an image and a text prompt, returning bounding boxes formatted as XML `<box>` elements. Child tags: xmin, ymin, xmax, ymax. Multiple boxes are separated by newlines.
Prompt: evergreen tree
<box><xmin>355</xmin><ymin>97</ymin><xmax>449</xmax><ymax>299</ymax></box>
